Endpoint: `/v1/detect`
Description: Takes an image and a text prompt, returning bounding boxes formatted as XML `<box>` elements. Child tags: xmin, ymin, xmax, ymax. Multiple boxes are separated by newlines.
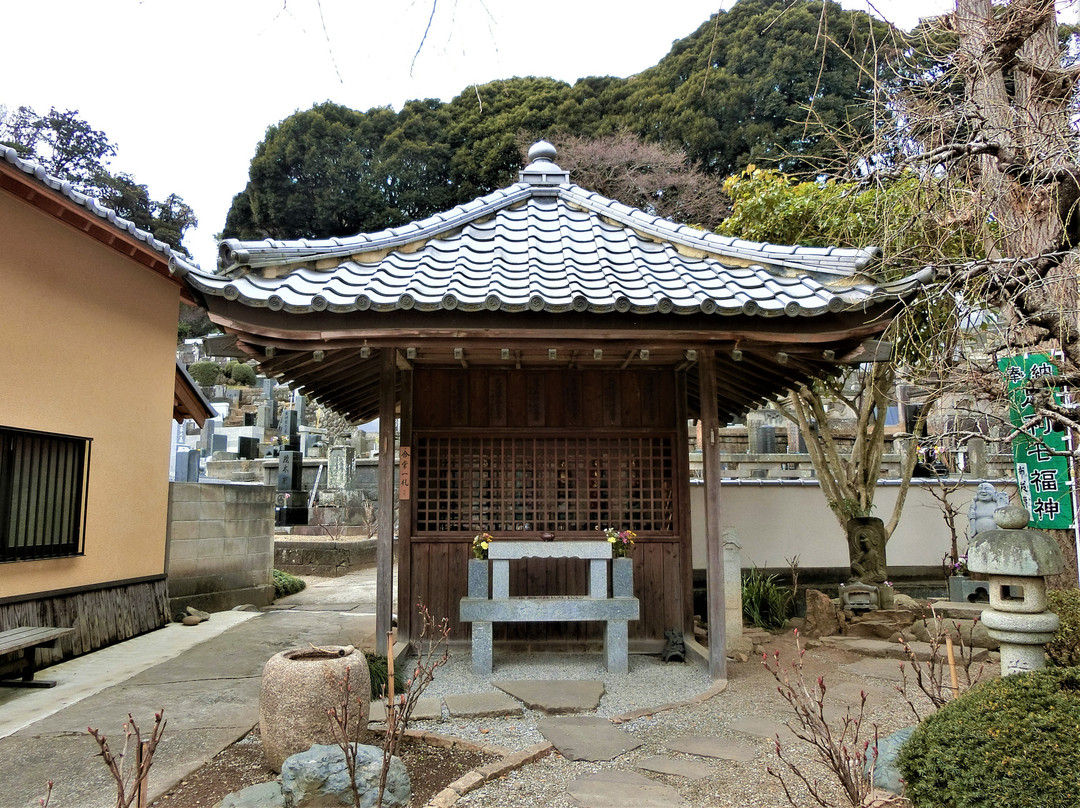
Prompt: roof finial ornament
<box><xmin>528</xmin><ymin>140</ymin><xmax>557</xmax><ymax>163</ymax></box>
<box><xmin>520</xmin><ymin>140</ymin><xmax>568</xmax><ymax>186</ymax></box>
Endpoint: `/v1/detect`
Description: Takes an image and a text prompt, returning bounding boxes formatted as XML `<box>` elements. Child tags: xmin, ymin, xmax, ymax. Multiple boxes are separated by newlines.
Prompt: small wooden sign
<box><xmin>398</xmin><ymin>446</ymin><xmax>411</xmax><ymax>500</ymax></box>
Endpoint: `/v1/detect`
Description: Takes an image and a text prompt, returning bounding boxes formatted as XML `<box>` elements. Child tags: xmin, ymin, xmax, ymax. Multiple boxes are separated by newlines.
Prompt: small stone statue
<box><xmin>846</xmin><ymin>517</ymin><xmax>889</xmax><ymax>584</ymax></box>
<box><xmin>968</xmin><ymin>482</ymin><xmax>1010</xmax><ymax>538</ymax></box>
<box><xmin>661</xmin><ymin>628</ymin><xmax>686</xmax><ymax>663</ymax></box>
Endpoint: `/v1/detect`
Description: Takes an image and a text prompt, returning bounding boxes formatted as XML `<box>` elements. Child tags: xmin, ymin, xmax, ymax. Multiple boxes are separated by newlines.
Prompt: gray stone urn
<box><xmin>259</xmin><ymin>644</ymin><xmax>370</xmax><ymax>772</ymax></box>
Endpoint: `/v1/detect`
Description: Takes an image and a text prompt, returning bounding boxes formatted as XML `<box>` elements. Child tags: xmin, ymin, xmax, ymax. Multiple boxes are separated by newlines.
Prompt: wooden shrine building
<box><xmin>180</xmin><ymin>142</ymin><xmax>925</xmax><ymax>676</ymax></box>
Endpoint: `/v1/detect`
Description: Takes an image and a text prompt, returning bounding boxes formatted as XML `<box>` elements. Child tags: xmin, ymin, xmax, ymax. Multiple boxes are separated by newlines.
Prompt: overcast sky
<box><xmin>2</xmin><ymin>0</ymin><xmax>964</xmax><ymax>271</ymax></box>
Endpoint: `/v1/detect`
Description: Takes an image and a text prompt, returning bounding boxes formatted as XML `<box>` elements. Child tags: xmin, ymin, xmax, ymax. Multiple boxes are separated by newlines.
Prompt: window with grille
<box><xmin>414</xmin><ymin>435</ymin><xmax>674</xmax><ymax>534</ymax></box>
<box><xmin>0</xmin><ymin>426</ymin><xmax>91</xmax><ymax>562</ymax></box>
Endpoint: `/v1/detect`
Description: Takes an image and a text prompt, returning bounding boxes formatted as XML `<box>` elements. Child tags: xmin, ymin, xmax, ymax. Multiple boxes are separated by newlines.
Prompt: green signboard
<box><xmin>998</xmin><ymin>354</ymin><xmax>1075</xmax><ymax>529</ymax></box>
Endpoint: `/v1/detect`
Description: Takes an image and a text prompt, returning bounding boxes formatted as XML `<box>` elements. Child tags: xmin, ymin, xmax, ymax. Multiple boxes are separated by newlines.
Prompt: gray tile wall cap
<box><xmin>1</xmin><ymin>145</ymin><xmax>201</xmax><ymax>277</ymax></box>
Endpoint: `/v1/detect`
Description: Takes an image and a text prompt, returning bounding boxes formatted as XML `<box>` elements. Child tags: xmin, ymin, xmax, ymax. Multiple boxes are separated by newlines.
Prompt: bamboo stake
<box><xmin>945</xmin><ymin>634</ymin><xmax>960</xmax><ymax>699</ymax></box>
<box><xmin>386</xmin><ymin>631</ymin><xmax>396</xmax><ymax>730</ymax></box>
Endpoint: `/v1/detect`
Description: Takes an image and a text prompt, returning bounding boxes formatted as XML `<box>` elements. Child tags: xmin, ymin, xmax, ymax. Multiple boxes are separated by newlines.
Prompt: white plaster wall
<box><xmin>690</xmin><ymin>480</ymin><xmax>1018</xmax><ymax>571</ymax></box>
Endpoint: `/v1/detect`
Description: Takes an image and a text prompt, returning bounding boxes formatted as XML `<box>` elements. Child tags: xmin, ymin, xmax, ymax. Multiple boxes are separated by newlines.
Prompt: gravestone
<box><xmin>243</xmin><ymin>411</ymin><xmax>256</xmax><ymax>427</ymax></box>
<box><xmin>225</xmin><ymin>388</ymin><xmax>241</xmax><ymax>403</ymax></box>
<box><xmin>199</xmin><ymin>419</ymin><xmax>218</xmax><ymax>452</ymax></box>
<box><xmin>278</xmin><ymin>451</ymin><xmax>302</xmax><ymax>491</ymax></box>
<box><xmin>238</xmin><ymin>436</ymin><xmax>259</xmax><ymax>460</ymax></box>
<box><xmin>328</xmin><ymin>446</ymin><xmax>356</xmax><ymax>489</ymax></box>
<box><xmin>261</xmin><ymin>377</ymin><xmax>275</xmax><ymax>399</ymax></box>
<box><xmin>279</xmin><ymin>410</ymin><xmax>299</xmax><ymax>451</ymax></box>
<box><xmin>293</xmin><ymin>392</ymin><xmax>306</xmax><ymax>426</ymax></box>
<box><xmin>212</xmin><ymin>434</ymin><xmax>228</xmax><ymax>455</ymax></box>
<box><xmin>966</xmin><ymin>436</ymin><xmax>988</xmax><ymax>478</ymax></box>
<box><xmin>256</xmin><ymin>404</ymin><xmax>274</xmax><ymax>429</ymax></box>
<box><xmin>174</xmin><ymin>448</ymin><xmax>200</xmax><ymax>482</ymax></box>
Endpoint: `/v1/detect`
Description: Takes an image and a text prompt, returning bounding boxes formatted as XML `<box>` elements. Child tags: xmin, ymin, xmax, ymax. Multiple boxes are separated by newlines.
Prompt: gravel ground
<box><xmin>404</xmin><ymin>634</ymin><xmax>936</xmax><ymax>807</ymax></box>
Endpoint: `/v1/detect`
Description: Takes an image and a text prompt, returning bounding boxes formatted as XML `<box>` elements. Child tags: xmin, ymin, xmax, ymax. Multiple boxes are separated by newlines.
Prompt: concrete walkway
<box><xmin>0</xmin><ymin>565</ymin><xmax>728</xmax><ymax>808</ymax></box>
<box><xmin>0</xmin><ymin>568</ymin><xmax>381</xmax><ymax>808</ymax></box>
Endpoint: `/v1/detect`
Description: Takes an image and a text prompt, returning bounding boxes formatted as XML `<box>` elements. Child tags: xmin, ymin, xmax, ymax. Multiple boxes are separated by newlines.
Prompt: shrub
<box><xmin>187</xmin><ymin>360</ymin><xmax>224</xmax><ymax>387</ymax></box>
<box><xmin>273</xmin><ymin>569</ymin><xmax>306</xmax><ymax>598</ymax></box>
<box><xmin>899</xmin><ymin>666</ymin><xmax>1080</xmax><ymax>808</ymax></box>
<box><xmin>226</xmin><ymin>362</ymin><xmax>257</xmax><ymax>386</ymax></box>
<box><xmin>364</xmin><ymin>652</ymin><xmax>406</xmax><ymax>701</ymax></box>
<box><xmin>742</xmin><ymin>566</ymin><xmax>793</xmax><ymax>630</ymax></box>
<box><xmin>1048</xmin><ymin>588</ymin><xmax>1080</xmax><ymax>668</ymax></box>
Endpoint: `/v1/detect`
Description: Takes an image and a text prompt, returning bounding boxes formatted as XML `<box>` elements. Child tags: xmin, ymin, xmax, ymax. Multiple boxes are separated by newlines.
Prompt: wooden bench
<box><xmin>0</xmin><ymin>626</ymin><xmax>74</xmax><ymax>688</ymax></box>
<box><xmin>460</xmin><ymin>540</ymin><xmax>639</xmax><ymax>675</ymax></box>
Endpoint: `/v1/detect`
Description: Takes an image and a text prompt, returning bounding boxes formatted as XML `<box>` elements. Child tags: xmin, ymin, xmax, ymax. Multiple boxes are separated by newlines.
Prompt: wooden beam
<box><xmin>699</xmin><ymin>349</ymin><xmax>727</xmax><ymax>681</ymax></box>
<box><xmin>376</xmin><ymin>349</ymin><xmax>397</xmax><ymax>655</ymax></box>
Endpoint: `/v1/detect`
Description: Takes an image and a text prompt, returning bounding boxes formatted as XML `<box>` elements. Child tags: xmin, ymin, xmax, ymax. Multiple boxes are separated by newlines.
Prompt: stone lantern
<box><xmin>966</xmin><ymin>505</ymin><xmax>1065</xmax><ymax>676</ymax></box>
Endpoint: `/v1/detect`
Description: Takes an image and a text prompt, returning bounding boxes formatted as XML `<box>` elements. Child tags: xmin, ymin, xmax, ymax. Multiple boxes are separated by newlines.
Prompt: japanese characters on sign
<box><xmin>998</xmin><ymin>354</ymin><xmax>1075</xmax><ymax>529</ymax></box>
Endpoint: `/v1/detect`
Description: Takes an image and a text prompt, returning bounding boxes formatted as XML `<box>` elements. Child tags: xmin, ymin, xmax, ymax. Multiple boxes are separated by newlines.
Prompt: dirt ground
<box><xmin>150</xmin><ymin>727</ymin><xmax>490</xmax><ymax>807</ymax></box>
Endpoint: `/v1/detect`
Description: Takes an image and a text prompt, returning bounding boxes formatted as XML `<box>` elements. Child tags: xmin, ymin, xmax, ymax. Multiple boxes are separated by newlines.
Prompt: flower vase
<box><xmin>612</xmin><ymin>557</ymin><xmax>634</xmax><ymax>598</ymax></box>
<box><xmin>468</xmin><ymin>558</ymin><xmax>489</xmax><ymax>599</ymax></box>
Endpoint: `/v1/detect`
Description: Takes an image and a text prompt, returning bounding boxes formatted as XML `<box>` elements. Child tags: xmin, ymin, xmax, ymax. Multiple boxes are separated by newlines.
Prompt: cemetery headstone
<box><xmin>238</xmin><ymin>436</ymin><xmax>259</xmax><ymax>460</ymax></box>
<box><xmin>174</xmin><ymin>448</ymin><xmax>200</xmax><ymax>482</ymax></box>
<box><xmin>328</xmin><ymin>446</ymin><xmax>356</xmax><ymax>489</ymax></box>
<box><xmin>278</xmin><ymin>451</ymin><xmax>301</xmax><ymax>492</ymax></box>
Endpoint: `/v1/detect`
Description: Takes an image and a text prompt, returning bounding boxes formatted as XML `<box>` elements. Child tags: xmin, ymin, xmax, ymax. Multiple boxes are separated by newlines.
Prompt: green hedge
<box><xmin>899</xmin><ymin>667</ymin><xmax>1080</xmax><ymax>808</ymax></box>
<box><xmin>187</xmin><ymin>360</ymin><xmax>224</xmax><ymax>387</ymax></box>
<box><xmin>1048</xmin><ymin>589</ymin><xmax>1080</xmax><ymax>668</ymax></box>
<box><xmin>272</xmin><ymin>569</ymin><xmax>306</xmax><ymax>598</ymax></box>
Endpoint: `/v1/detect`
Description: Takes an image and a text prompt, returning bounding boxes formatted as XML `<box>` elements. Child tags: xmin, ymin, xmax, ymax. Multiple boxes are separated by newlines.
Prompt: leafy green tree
<box><xmin>0</xmin><ymin>106</ymin><xmax>196</xmax><ymax>253</ymax></box>
<box><xmin>581</xmin><ymin>0</ymin><xmax>895</xmax><ymax>176</ymax></box>
<box><xmin>224</xmin><ymin>1</ymin><xmax>895</xmax><ymax>240</ymax></box>
<box><xmin>718</xmin><ymin>168</ymin><xmax>981</xmax><ymax>571</ymax></box>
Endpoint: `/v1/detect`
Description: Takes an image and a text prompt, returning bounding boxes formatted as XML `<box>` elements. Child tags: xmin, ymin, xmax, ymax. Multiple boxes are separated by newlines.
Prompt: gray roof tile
<box><xmin>187</xmin><ymin>151</ymin><xmax>927</xmax><ymax>317</ymax></box>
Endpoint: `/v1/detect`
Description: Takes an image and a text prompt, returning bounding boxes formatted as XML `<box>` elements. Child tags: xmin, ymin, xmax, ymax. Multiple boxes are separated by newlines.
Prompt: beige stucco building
<box><xmin>0</xmin><ymin>147</ymin><xmax>211</xmax><ymax>662</ymax></box>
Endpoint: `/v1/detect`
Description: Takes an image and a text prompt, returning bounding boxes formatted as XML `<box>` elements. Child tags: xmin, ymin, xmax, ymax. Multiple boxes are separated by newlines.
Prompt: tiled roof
<box><xmin>187</xmin><ymin>144</ymin><xmax>927</xmax><ymax>319</ymax></box>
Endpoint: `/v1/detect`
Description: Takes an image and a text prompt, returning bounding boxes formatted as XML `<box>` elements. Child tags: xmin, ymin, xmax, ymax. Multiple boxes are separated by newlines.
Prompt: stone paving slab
<box><xmin>823</xmin><ymin>637</ymin><xmax>990</xmax><ymax>664</ymax></box>
<box><xmin>538</xmin><ymin>716</ymin><xmax>643</xmax><ymax>761</ymax></box>
<box><xmin>665</xmin><ymin>734</ymin><xmax>759</xmax><ymax>762</ymax></box>
<box><xmin>443</xmin><ymin>692</ymin><xmax>523</xmax><ymax>718</ymax></box>
<box><xmin>727</xmin><ymin>716</ymin><xmax>794</xmax><ymax>742</ymax></box>
<box><xmin>839</xmin><ymin>657</ymin><xmax>907</xmax><ymax>682</ymax></box>
<box><xmin>369</xmin><ymin>697</ymin><xmax>442</xmax><ymax>722</ymax></box>
<box><xmin>635</xmin><ymin>754</ymin><xmax>714</xmax><ymax>780</ymax></box>
<box><xmin>492</xmin><ymin>679</ymin><xmax>605</xmax><ymax>714</ymax></box>
<box><xmin>566</xmin><ymin>771</ymin><xmax>688</xmax><ymax>807</ymax></box>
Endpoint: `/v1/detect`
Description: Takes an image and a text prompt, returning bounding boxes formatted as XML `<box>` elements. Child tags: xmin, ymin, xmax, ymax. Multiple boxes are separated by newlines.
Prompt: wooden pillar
<box><xmin>376</xmin><ymin>349</ymin><xmax>396</xmax><ymax>656</ymax></box>
<box><xmin>699</xmin><ymin>349</ymin><xmax>727</xmax><ymax>680</ymax></box>
<box><xmin>396</xmin><ymin>365</ymin><xmax>414</xmax><ymax>645</ymax></box>
<box><xmin>674</xmin><ymin>369</ymin><xmax>694</xmax><ymax>635</ymax></box>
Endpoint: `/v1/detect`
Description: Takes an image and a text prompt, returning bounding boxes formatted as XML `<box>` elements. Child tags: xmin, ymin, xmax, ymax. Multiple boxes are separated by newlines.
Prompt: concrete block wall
<box><xmin>166</xmin><ymin>481</ymin><xmax>275</xmax><ymax>615</ymax></box>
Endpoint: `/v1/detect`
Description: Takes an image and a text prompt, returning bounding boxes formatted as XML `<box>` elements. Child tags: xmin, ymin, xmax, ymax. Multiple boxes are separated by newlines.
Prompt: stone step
<box><xmin>821</xmin><ymin>636</ymin><xmax>990</xmax><ymax>663</ymax></box>
<box><xmin>844</xmin><ymin>621</ymin><xmax>905</xmax><ymax>641</ymax></box>
<box><xmin>926</xmin><ymin>600</ymin><xmax>987</xmax><ymax>620</ymax></box>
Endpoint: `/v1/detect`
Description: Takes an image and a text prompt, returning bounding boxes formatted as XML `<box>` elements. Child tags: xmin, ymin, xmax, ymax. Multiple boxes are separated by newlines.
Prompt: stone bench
<box><xmin>0</xmin><ymin>626</ymin><xmax>74</xmax><ymax>688</ymax></box>
<box><xmin>459</xmin><ymin>540</ymin><xmax>639</xmax><ymax>675</ymax></box>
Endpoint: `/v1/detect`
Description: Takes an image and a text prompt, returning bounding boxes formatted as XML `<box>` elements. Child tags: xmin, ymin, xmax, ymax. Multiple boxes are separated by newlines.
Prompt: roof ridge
<box><xmin>556</xmin><ymin>184</ymin><xmax>878</xmax><ymax>276</ymax></box>
<box><xmin>216</xmin><ymin>184</ymin><xmax>536</xmax><ymax>273</ymax></box>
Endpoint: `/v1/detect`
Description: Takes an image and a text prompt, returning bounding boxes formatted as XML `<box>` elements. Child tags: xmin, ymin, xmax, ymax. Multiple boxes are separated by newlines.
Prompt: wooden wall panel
<box><xmin>407</xmin><ymin>367</ymin><xmax>687</xmax><ymax>647</ymax></box>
